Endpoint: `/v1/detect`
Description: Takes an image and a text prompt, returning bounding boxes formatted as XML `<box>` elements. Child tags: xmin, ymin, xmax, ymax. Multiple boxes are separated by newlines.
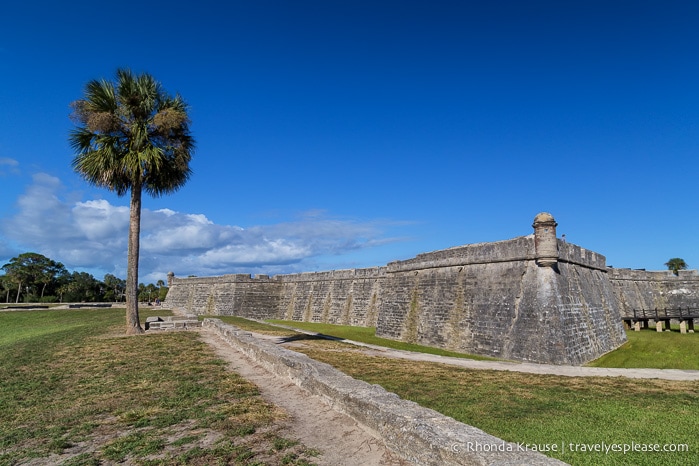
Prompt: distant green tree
<box><xmin>37</xmin><ymin>259</ymin><xmax>68</xmax><ymax>300</ymax></box>
<box><xmin>103</xmin><ymin>273</ymin><xmax>126</xmax><ymax>302</ymax></box>
<box><xmin>665</xmin><ymin>258</ymin><xmax>688</xmax><ymax>276</ymax></box>
<box><xmin>0</xmin><ymin>274</ymin><xmax>13</xmax><ymax>303</ymax></box>
<box><xmin>0</xmin><ymin>251</ymin><xmax>169</xmax><ymax>304</ymax></box>
<box><xmin>147</xmin><ymin>283</ymin><xmax>158</xmax><ymax>302</ymax></box>
<box><xmin>2</xmin><ymin>254</ymin><xmax>32</xmax><ymax>303</ymax></box>
<box><xmin>70</xmin><ymin>69</ymin><xmax>195</xmax><ymax>334</ymax></box>
<box><xmin>64</xmin><ymin>271</ymin><xmax>102</xmax><ymax>302</ymax></box>
<box><xmin>1</xmin><ymin>253</ymin><xmax>66</xmax><ymax>303</ymax></box>
<box><xmin>156</xmin><ymin>279</ymin><xmax>168</xmax><ymax>302</ymax></box>
<box><xmin>56</xmin><ymin>282</ymin><xmax>72</xmax><ymax>303</ymax></box>
<box><xmin>138</xmin><ymin>283</ymin><xmax>159</xmax><ymax>303</ymax></box>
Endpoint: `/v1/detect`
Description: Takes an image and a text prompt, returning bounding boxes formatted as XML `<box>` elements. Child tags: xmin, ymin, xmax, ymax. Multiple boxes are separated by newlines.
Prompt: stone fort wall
<box><xmin>608</xmin><ymin>268</ymin><xmax>699</xmax><ymax>315</ymax></box>
<box><xmin>373</xmin><ymin>235</ymin><xmax>624</xmax><ymax>365</ymax></box>
<box><xmin>169</xmin><ymin>213</ymin><xmax>691</xmax><ymax>365</ymax></box>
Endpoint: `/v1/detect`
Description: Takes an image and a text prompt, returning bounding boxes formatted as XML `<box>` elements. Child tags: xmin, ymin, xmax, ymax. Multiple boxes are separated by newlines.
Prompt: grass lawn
<box><xmin>294</xmin><ymin>341</ymin><xmax>698</xmax><ymax>466</ymax></box>
<box><xmin>0</xmin><ymin>308</ymin><xmax>319</xmax><ymax>465</ymax></box>
<box><xmin>264</xmin><ymin>319</ymin><xmax>499</xmax><ymax>360</ymax></box>
<box><xmin>224</xmin><ymin>318</ymin><xmax>698</xmax><ymax>466</ymax></box>
<box><xmin>589</xmin><ymin>328</ymin><xmax>699</xmax><ymax>370</ymax></box>
<box><xmin>6</xmin><ymin>311</ymin><xmax>696</xmax><ymax>466</ymax></box>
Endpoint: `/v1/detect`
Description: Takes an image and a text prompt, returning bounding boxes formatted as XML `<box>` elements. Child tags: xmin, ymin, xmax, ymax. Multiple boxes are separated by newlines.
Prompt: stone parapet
<box><xmin>609</xmin><ymin>268</ymin><xmax>699</xmax><ymax>281</ymax></box>
<box><xmin>279</xmin><ymin>267</ymin><xmax>386</xmax><ymax>282</ymax></box>
<box><xmin>170</xmin><ymin>273</ymin><xmax>280</xmax><ymax>285</ymax></box>
<box><xmin>557</xmin><ymin>243</ymin><xmax>607</xmax><ymax>271</ymax></box>
<box><xmin>386</xmin><ymin>236</ymin><xmax>535</xmax><ymax>273</ymax></box>
<box><xmin>386</xmin><ymin>236</ymin><xmax>606</xmax><ymax>273</ymax></box>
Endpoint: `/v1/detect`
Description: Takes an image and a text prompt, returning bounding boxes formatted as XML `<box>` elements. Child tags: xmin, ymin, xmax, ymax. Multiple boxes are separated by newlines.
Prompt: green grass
<box><xmin>0</xmin><ymin>308</ymin><xmax>318</xmax><ymax>465</ymax></box>
<box><xmin>213</xmin><ymin>315</ymin><xmax>301</xmax><ymax>336</ymax></box>
<box><xmin>0</xmin><ymin>307</ymin><xmax>95</xmax><ymax>347</ymax></box>
<box><xmin>264</xmin><ymin>319</ymin><xmax>499</xmax><ymax>360</ymax></box>
<box><xmin>589</xmin><ymin>328</ymin><xmax>699</xmax><ymax>370</ymax></box>
<box><xmin>254</xmin><ymin>318</ymin><xmax>699</xmax><ymax>371</ymax></box>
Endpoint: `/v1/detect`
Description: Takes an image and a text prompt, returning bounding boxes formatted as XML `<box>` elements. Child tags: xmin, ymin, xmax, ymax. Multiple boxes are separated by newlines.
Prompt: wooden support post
<box><xmin>688</xmin><ymin>320</ymin><xmax>695</xmax><ymax>333</ymax></box>
<box><xmin>664</xmin><ymin>320</ymin><xmax>672</xmax><ymax>331</ymax></box>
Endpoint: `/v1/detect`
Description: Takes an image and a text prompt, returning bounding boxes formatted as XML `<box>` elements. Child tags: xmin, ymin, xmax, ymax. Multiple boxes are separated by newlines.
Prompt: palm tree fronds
<box><xmin>68</xmin><ymin>68</ymin><xmax>195</xmax><ymax>334</ymax></box>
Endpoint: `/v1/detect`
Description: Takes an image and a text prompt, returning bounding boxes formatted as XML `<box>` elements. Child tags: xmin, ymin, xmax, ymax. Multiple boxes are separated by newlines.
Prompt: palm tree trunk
<box><xmin>125</xmin><ymin>183</ymin><xmax>144</xmax><ymax>334</ymax></box>
<box><xmin>15</xmin><ymin>280</ymin><xmax>22</xmax><ymax>303</ymax></box>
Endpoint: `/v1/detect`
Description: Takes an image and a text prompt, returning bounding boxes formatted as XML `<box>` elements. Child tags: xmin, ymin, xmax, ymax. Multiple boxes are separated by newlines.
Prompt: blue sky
<box><xmin>1</xmin><ymin>0</ymin><xmax>697</xmax><ymax>283</ymax></box>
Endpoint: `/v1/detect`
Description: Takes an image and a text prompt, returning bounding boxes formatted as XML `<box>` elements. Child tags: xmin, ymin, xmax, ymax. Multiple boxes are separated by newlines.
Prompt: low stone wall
<box><xmin>145</xmin><ymin>315</ymin><xmax>202</xmax><ymax>331</ymax></box>
<box><xmin>203</xmin><ymin>318</ymin><xmax>564</xmax><ymax>466</ymax></box>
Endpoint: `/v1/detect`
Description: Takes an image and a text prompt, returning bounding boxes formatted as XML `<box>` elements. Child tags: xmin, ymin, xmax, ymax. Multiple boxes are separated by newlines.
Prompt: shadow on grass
<box><xmin>277</xmin><ymin>333</ymin><xmax>345</xmax><ymax>344</ymax></box>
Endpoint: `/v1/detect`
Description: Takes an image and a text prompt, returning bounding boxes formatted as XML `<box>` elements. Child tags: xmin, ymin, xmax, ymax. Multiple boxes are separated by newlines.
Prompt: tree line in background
<box><xmin>0</xmin><ymin>252</ymin><xmax>167</xmax><ymax>304</ymax></box>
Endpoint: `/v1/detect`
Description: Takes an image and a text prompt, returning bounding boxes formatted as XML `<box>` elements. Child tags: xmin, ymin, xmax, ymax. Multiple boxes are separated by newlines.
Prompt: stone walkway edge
<box><xmin>203</xmin><ymin>318</ymin><xmax>565</xmax><ymax>466</ymax></box>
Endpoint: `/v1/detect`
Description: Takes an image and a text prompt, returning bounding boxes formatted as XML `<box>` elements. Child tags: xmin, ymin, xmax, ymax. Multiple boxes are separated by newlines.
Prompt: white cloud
<box><xmin>0</xmin><ymin>157</ymin><xmax>20</xmax><ymax>176</ymax></box>
<box><xmin>10</xmin><ymin>173</ymin><xmax>81</xmax><ymax>243</ymax></box>
<box><xmin>73</xmin><ymin>200</ymin><xmax>129</xmax><ymax>241</ymax></box>
<box><xmin>1</xmin><ymin>174</ymin><xmax>404</xmax><ymax>282</ymax></box>
<box><xmin>198</xmin><ymin>240</ymin><xmax>310</xmax><ymax>267</ymax></box>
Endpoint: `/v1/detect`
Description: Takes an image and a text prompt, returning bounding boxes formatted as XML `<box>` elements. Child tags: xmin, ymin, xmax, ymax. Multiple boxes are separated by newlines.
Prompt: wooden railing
<box><xmin>622</xmin><ymin>308</ymin><xmax>698</xmax><ymax>333</ymax></box>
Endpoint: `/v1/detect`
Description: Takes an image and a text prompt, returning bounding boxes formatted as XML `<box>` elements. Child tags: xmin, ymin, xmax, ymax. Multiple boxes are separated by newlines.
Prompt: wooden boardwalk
<box><xmin>623</xmin><ymin>308</ymin><xmax>699</xmax><ymax>333</ymax></box>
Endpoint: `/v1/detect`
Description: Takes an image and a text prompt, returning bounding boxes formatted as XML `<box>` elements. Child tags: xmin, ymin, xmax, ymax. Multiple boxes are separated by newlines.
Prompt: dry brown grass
<box><xmin>0</xmin><ymin>308</ymin><xmax>320</xmax><ymax>465</ymax></box>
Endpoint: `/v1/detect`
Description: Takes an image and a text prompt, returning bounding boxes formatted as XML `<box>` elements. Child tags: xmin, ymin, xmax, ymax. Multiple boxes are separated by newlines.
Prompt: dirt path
<box><xmin>198</xmin><ymin>329</ymin><xmax>409</xmax><ymax>466</ymax></box>
<box><xmin>348</xmin><ymin>346</ymin><xmax>699</xmax><ymax>381</ymax></box>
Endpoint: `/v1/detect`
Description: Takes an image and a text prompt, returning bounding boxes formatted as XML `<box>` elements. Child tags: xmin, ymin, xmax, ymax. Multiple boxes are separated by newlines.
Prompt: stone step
<box><xmin>145</xmin><ymin>315</ymin><xmax>201</xmax><ymax>331</ymax></box>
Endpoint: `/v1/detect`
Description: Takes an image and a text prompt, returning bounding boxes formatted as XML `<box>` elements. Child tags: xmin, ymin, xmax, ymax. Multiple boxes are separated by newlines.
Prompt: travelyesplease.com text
<box><xmin>451</xmin><ymin>441</ymin><xmax>689</xmax><ymax>454</ymax></box>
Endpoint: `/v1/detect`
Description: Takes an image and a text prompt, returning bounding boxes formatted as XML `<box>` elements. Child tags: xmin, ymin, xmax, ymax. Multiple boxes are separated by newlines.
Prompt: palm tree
<box><xmin>70</xmin><ymin>69</ymin><xmax>194</xmax><ymax>334</ymax></box>
<box><xmin>665</xmin><ymin>258</ymin><xmax>688</xmax><ymax>276</ymax></box>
